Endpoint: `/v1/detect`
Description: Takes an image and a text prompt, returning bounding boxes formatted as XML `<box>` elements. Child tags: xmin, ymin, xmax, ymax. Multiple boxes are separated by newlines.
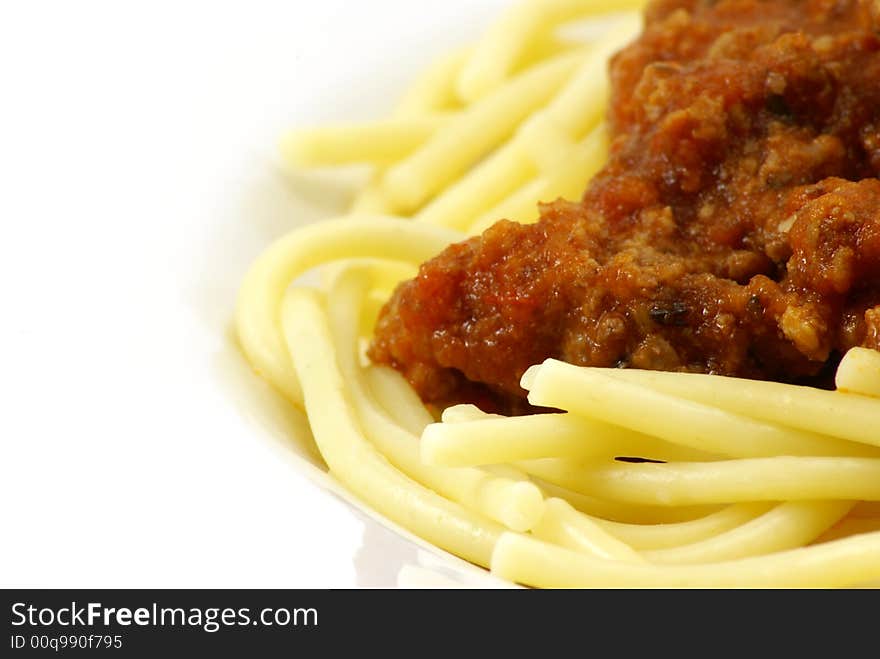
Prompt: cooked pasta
<box><xmin>237</xmin><ymin>0</ymin><xmax>880</xmax><ymax>588</ymax></box>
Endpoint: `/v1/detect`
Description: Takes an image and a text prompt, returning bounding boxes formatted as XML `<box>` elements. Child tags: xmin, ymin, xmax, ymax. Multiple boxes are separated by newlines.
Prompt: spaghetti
<box><xmin>236</xmin><ymin>0</ymin><xmax>880</xmax><ymax>588</ymax></box>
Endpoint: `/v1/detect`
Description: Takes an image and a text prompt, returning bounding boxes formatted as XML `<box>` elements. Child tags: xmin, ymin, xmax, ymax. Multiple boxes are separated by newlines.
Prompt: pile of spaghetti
<box><xmin>236</xmin><ymin>0</ymin><xmax>880</xmax><ymax>587</ymax></box>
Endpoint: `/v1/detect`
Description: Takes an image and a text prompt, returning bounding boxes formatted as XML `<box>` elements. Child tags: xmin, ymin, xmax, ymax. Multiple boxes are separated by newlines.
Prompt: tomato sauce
<box><xmin>370</xmin><ymin>0</ymin><xmax>880</xmax><ymax>411</ymax></box>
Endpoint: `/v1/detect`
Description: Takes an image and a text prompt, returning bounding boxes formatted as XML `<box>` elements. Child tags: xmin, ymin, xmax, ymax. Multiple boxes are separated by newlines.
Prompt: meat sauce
<box><xmin>369</xmin><ymin>0</ymin><xmax>880</xmax><ymax>412</ymax></box>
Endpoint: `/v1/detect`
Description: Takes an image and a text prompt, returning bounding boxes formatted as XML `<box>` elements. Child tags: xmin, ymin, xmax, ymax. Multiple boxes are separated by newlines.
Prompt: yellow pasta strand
<box><xmin>421</xmin><ymin>412</ymin><xmax>715</xmax><ymax>468</ymax></box>
<box><xmin>383</xmin><ymin>52</ymin><xmax>582</xmax><ymax>212</ymax></box>
<box><xmin>395</xmin><ymin>48</ymin><xmax>473</xmax><ymax>117</ymax></box>
<box><xmin>325</xmin><ymin>266</ymin><xmax>545</xmax><ymax>532</ymax></box>
<box><xmin>585</xmin><ymin>365</ymin><xmax>880</xmax><ymax>449</ymax></box>
<box><xmin>235</xmin><ymin>215</ymin><xmax>461</xmax><ymax>405</ymax></box>
<box><xmin>524</xmin><ymin>360</ymin><xmax>880</xmax><ymax>458</ymax></box>
<box><xmin>282</xmin><ymin>287</ymin><xmax>501</xmax><ymax>566</ymax></box>
<box><xmin>643</xmin><ymin>501</ymin><xmax>852</xmax><ymax>565</ymax></box>
<box><xmin>281</xmin><ymin>115</ymin><xmax>452</xmax><ymax>168</ymax></box>
<box><xmin>519</xmin><ymin>14</ymin><xmax>641</xmax><ymax>140</ymax></box>
<box><xmin>467</xmin><ymin>123</ymin><xmax>608</xmax><ymax>234</ymax></box>
<box><xmin>531</xmin><ymin>478</ymin><xmax>721</xmax><ymax>525</ymax></box>
<box><xmin>440</xmin><ymin>404</ymin><xmax>504</xmax><ymax>424</ymax></box>
<box><xmin>441</xmin><ymin>15</ymin><xmax>638</xmax><ymax>231</ymax></box>
<box><xmin>364</xmin><ymin>365</ymin><xmax>435</xmax><ymax>436</ymax></box>
<box><xmin>836</xmin><ymin>347</ymin><xmax>880</xmax><ymax>398</ymax></box>
<box><xmin>491</xmin><ymin>530</ymin><xmax>880</xmax><ymax>588</ymax></box>
<box><xmin>592</xmin><ymin>504</ymin><xmax>774</xmax><ymax>550</ymax></box>
<box><xmin>350</xmin><ymin>176</ymin><xmax>396</xmax><ymax>215</ymax></box>
<box><xmin>532</xmin><ymin>498</ymin><xmax>646</xmax><ymax>562</ymax></box>
<box><xmin>556</xmin><ymin>457</ymin><xmax>880</xmax><ymax>506</ymax></box>
<box><xmin>457</xmin><ymin>0</ymin><xmax>646</xmax><ymax>102</ymax></box>
<box><xmin>415</xmin><ymin>141</ymin><xmax>537</xmax><ymax>229</ymax></box>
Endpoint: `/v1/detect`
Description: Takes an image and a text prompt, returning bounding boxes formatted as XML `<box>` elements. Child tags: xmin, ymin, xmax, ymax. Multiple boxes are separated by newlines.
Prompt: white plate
<box><xmin>0</xmin><ymin>0</ymin><xmax>515</xmax><ymax>588</ymax></box>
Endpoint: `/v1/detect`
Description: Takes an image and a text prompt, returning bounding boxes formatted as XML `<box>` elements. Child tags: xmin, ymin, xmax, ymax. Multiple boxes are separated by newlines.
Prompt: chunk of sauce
<box><xmin>370</xmin><ymin>0</ymin><xmax>880</xmax><ymax>412</ymax></box>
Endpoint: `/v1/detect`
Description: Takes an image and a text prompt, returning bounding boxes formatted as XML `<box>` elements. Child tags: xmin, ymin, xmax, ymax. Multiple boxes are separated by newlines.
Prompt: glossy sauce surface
<box><xmin>370</xmin><ymin>0</ymin><xmax>880</xmax><ymax>411</ymax></box>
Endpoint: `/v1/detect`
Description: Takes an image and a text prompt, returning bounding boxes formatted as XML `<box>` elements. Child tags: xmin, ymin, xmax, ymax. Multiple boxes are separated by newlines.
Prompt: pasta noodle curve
<box><xmin>236</xmin><ymin>0</ymin><xmax>880</xmax><ymax>587</ymax></box>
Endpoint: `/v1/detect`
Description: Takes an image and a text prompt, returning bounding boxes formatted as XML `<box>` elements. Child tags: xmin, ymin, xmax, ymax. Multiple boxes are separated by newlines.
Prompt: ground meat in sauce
<box><xmin>369</xmin><ymin>0</ymin><xmax>880</xmax><ymax>413</ymax></box>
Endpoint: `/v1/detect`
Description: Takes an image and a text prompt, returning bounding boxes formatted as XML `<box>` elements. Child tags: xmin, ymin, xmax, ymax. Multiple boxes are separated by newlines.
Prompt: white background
<box><xmin>0</xmin><ymin>0</ymin><xmax>510</xmax><ymax>588</ymax></box>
